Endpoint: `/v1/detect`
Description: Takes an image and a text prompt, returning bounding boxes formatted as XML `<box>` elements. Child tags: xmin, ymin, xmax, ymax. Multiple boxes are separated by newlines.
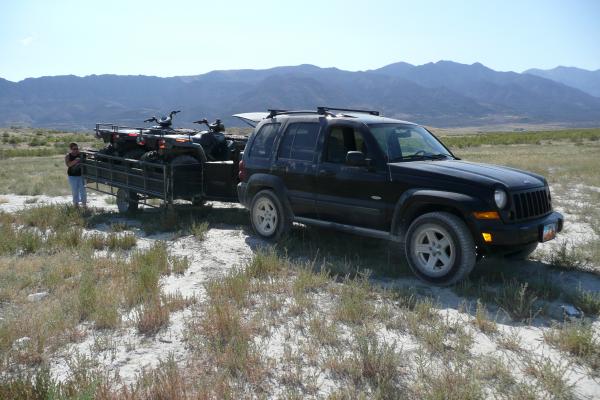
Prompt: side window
<box><xmin>324</xmin><ymin>126</ymin><xmax>369</xmax><ymax>164</ymax></box>
<box><xmin>278</xmin><ymin>123</ymin><xmax>320</xmax><ymax>161</ymax></box>
<box><xmin>248</xmin><ymin>123</ymin><xmax>280</xmax><ymax>159</ymax></box>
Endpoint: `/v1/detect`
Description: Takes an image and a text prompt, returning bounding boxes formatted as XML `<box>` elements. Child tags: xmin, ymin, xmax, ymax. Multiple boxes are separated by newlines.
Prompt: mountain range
<box><xmin>1</xmin><ymin>61</ymin><xmax>600</xmax><ymax>129</ymax></box>
<box><xmin>525</xmin><ymin>66</ymin><xmax>600</xmax><ymax>98</ymax></box>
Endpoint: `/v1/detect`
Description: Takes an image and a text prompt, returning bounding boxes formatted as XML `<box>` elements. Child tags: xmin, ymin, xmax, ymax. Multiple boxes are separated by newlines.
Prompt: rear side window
<box><xmin>324</xmin><ymin>126</ymin><xmax>370</xmax><ymax>164</ymax></box>
<box><xmin>248</xmin><ymin>123</ymin><xmax>280</xmax><ymax>159</ymax></box>
<box><xmin>278</xmin><ymin>123</ymin><xmax>320</xmax><ymax>161</ymax></box>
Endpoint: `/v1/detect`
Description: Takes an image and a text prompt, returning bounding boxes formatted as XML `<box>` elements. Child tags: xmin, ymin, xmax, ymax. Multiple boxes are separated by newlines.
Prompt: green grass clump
<box><xmin>334</xmin><ymin>276</ymin><xmax>373</xmax><ymax>324</ymax></box>
<box><xmin>494</xmin><ymin>280</ymin><xmax>540</xmax><ymax>321</ymax></box>
<box><xmin>190</xmin><ymin>221</ymin><xmax>209</xmax><ymax>241</ymax></box>
<box><xmin>565</xmin><ymin>286</ymin><xmax>600</xmax><ymax>316</ymax></box>
<box><xmin>16</xmin><ymin>204</ymin><xmax>86</xmax><ymax>231</ymax></box>
<box><xmin>441</xmin><ymin>128</ymin><xmax>600</xmax><ymax>148</ymax></box>
<box><xmin>545</xmin><ymin>321</ymin><xmax>600</xmax><ymax>372</ymax></box>
<box><xmin>245</xmin><ymin>248</ymin><xmax>286</xmax><ymax>279</ymax></box>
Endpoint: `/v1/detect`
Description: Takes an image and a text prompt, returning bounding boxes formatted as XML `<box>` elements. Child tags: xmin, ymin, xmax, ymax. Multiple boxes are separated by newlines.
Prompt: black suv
<box><xmin>237</xmin><ymin>107</ymin><xmax>564</xmax><ymax>285</ymax></box>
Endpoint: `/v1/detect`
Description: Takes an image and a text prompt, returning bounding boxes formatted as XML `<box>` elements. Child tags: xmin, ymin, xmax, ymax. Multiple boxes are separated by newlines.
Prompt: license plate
<box><xmin>541</xmin><ymin>222</ymin><xmax>557</xmax><ymax>242</ymax></box>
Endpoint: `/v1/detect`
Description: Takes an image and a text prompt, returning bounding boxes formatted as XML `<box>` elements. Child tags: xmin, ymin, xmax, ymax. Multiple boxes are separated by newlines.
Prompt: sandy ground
<box><xmin>1</xmin><ymin>193</ymin><xmax>599</xmax><ymax>398</ymax></box>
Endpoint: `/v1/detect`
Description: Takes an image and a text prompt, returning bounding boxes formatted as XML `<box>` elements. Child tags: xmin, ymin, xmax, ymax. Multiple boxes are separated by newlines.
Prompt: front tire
<box><xmin>405</xmin><ymin>212</ymin><xmax>476</xmax><ymax>286</ymax></box>
<box><xmin>250</xmin><ymin>190</ymin><xmax>290</xmax><ymax>241</ymax></box>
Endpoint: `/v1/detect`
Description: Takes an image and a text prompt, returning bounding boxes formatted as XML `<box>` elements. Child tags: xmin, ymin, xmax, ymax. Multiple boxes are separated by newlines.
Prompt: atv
<box><xmin>138</xmin><ymin>117</ymin><xmax>246</xmax><ymax>166</ymax></box>
<box><xmin>95</xmin><ymin>110</ymin><xmax>195</xmax><ymax>159</ymax></box>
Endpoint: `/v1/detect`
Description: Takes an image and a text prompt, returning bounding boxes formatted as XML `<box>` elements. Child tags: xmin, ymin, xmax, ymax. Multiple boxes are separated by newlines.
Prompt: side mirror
<box><xmin>346</xmin><ymin>151</ymin><xmax>367</xmax><ymax>167</ymax></box>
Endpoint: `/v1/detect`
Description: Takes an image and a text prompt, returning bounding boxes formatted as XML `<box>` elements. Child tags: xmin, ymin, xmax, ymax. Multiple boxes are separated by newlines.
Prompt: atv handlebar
<box><xmin>144</xmin><ymin>111</ymin><xmax>180</xmax><ymax>125</ymax></box>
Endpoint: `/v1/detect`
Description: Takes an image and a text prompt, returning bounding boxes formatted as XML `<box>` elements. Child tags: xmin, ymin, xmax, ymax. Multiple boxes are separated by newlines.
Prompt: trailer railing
<box><xmin>82</xmin><ymin>150</ymin><xmax>171</xmax><ymax>207</ymax></box>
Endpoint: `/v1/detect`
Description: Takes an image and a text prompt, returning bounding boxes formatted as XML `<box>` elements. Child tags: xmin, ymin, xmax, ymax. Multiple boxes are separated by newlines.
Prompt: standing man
<box><xmin>65</xmin><ymin>142</ymin><xmax>87</xmax><ymax>208</ymax></box>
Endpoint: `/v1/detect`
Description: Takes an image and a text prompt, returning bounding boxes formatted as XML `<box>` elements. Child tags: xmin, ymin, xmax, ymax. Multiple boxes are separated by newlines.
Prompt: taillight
<box><xmin>111</xmin><ymin>133</ymin><xmax>118</xmax><ymax>142</ymax></box>
<box><xmin>127</xmin><ymin>133</ymin><xmax>138</xmax><ymax>137</ymax></box>
<box><xmin>238</xmin><ymin>159</ymin><xmax>247</xmax><ymax>182</ymax></box>
<box><xmin>158</xmin><ymin>139</ymin><xmax>166</xmax><ymax>149</ymax></box>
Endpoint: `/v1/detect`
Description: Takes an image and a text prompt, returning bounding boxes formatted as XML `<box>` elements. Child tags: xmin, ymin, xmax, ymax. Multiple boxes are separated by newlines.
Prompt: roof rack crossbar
<box><xmin>267</xmin><ymin>109</ymin><xmax>320</xmax><ymax>118</ymax></box>
<box><xmin>317</xmin><ymin>106</ymin><xmax>380</xmax><ymax>116</ymax></box>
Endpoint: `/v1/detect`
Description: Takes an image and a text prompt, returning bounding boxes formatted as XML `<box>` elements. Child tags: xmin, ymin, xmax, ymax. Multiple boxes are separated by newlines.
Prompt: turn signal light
<box><xmin>158</xmin><ymin>139</ymin><xmax>166</xmax><ymax>149</ymax></box>
<box><xmin>175</xmin><ymin>138</ymin><xmax>190</xmax><ymax>143</ymax></box>
<box><xmin>473</xmin><ymin>211</ymin><xmax>500</xmax><ymax>220</ymax></box>
<box><xmin>482</xmin><ymin>232</ymin><xmax>493</xmax><ymax>243</ymax></box>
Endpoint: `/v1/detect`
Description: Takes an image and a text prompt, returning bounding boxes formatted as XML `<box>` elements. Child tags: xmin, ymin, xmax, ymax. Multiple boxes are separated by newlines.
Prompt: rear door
<box><xmin>271</xmin><ymin>121</ymin><xmax>320</xmax><ymax>218</ymax></box>
<box><xmin>314</xmin><ymin>121</ymin><xmax>389</xmax><ymax>230</ymax></box>
<box><xmin>245</xmin><ymin>122</ymin><xmax>281</xmax><ymax>175</ymax></box>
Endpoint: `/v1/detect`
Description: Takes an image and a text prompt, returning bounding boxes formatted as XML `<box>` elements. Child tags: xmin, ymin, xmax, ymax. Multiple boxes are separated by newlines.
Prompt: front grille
<box><xmin>511</xmin><ymin>188</ymin><xmax>552</xmax><ymax>221</ymax></box>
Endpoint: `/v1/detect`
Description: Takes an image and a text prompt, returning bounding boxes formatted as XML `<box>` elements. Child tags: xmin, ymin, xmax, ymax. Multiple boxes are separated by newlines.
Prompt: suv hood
<box><xmin>388</xmin><ymin>160</ymin><xmax>546</xmax><ymax>190</ymax></box>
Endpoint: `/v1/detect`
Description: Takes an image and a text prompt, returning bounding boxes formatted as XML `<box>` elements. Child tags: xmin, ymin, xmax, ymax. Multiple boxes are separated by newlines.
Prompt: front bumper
<box><xmin>471</xmin><ymin>211</ymin><xmax>563</xmax><ymax>250</ymax></box>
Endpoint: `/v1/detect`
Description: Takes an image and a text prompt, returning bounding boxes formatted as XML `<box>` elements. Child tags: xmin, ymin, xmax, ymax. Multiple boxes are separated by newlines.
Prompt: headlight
<box><xmin>494</xmin><ymin>189</ymin><xmax>507</xmax><ymax>209</ymax></box>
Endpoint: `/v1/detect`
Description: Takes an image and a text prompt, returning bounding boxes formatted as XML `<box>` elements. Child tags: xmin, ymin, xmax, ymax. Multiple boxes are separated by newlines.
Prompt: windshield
<box><xmin>368</xmin><ymin>124</ymin><xmax>453</xmax><ymax>162</ymax></box>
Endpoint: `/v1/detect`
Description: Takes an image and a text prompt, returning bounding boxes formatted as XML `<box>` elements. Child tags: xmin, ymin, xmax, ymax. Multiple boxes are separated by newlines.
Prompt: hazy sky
<box><xmin>1</xmin><ymin>0</ymin><xmax>599</xmax><ymax>81</ymax></box>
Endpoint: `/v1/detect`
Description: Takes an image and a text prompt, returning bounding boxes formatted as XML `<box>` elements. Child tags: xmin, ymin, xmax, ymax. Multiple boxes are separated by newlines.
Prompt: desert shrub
<box><xmin>135</xmin><ymin>297</ymin><xmax>170</xmax><ymax>334</ymax></box>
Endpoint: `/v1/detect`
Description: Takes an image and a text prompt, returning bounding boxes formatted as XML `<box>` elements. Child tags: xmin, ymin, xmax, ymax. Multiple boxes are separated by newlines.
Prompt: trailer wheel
<box><xmin>191</xmin><ymin>196</ymin><xmax>205</xmax><ymax>207</ymax></box>
<box><xmin>116</xmin><ymin>188</ymin><xmax>139</xmax><ymax>213</ymax></box>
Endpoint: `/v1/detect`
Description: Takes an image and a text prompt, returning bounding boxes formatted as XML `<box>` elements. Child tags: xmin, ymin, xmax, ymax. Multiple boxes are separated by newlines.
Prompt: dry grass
<box><xmin>190</xmin><ymin>220</ymin><xmax>209</xmax><ymax>241</ymax></box>
<box><xmin>135</xmin><ymin>297</ymin><xmax>170</xmax><ymax>335</ymax></box>
<box><xmin>0</xmin><ymin>205</ymin><xmax>188</xmax><ymax>370</ymax></box>
<box><xmin>472</xmin><ymin>300</ymin><xmax>498</xmax><ymax>334</ymax></box>
<box><xmin>544</xmin><ymin>321</ymin><xmax>600</xmax><ymax>374</ymax></box>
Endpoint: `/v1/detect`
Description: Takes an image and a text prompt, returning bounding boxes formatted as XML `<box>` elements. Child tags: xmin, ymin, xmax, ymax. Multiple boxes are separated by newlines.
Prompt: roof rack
<box><xmin>317</xmin><ymin>106</ymin><xmax>380</xmax><ymax>116</ymax></box>
<box><xmin>265</xmin><ymin>107</ymin><xmax>381</xmax><ymax>119</ymax></box>
<box><xmin>267</xmin><ymin>109</ymin><xmax>320</xmax><ymax>118</ymax></box>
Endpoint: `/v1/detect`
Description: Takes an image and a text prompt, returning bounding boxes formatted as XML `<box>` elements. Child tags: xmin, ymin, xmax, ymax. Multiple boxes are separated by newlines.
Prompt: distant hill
<box><xmin>1</xmin><ymin>61</ymin><xmax>600</xmax><ymax>129</ymax></box>
<box><xmin>525</xmin><ymin>66</ymin><xmax>600</xmax><ymax>98</ymax></box>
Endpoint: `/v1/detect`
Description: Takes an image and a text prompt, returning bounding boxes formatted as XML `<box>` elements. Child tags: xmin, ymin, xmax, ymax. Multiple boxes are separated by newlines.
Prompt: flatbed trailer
<box><xmin>81</xmin><ymin>150</ymin><xmax>240</xmax><ymax>212</ymax></box>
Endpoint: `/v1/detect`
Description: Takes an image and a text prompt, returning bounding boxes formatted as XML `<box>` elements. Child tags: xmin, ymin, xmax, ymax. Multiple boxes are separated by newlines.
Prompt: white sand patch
<box><xmin>0</xmin><ymin>193</ymin><xmax>116</xmax><ymax>213</ymax></box>
<box><xmin>50</xmin><ymin>222</ymin><xmax>261</xmax><ymax>385</ymax></box>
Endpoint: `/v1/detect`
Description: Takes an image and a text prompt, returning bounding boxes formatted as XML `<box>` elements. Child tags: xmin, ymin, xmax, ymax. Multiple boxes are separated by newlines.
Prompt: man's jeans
<box><xmin>68</xmin><ymin>176</ymin><xmax>87</xmax><ymax>205</ymax></box>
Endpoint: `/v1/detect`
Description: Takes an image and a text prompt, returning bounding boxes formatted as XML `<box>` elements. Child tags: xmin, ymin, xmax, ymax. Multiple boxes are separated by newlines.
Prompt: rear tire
<box><xmin>405</xmin><ymin>212</ymin><xmax>476</xmax><ymax>286</ymax></box>
<box><xmin>171</xmin><ymin>155</ymin><xmax>199</xmax><ymax>165</ymax></box>
<box><xmin>250</xmin><ymin>190</ymin><xmax>290</xmax><ymax>241</ymax></box>
<box><xmin>116</xmin><ymin>188</ymin><xmax>139</xmax><ymax>213</ymax></box>
<box><xmin>123</xmin><ymin>149</ymin><xmax>145</xmax><ymax>160</ymax></box>
<box><xmin>140</xmin><ymin>151</ymin><xmax>163</xmax><ymax>173</ymax></box>
<box><xmin>98</xmin><ymin>145</ymin><xmax>115</xmax><ymax>156</ymax></box>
